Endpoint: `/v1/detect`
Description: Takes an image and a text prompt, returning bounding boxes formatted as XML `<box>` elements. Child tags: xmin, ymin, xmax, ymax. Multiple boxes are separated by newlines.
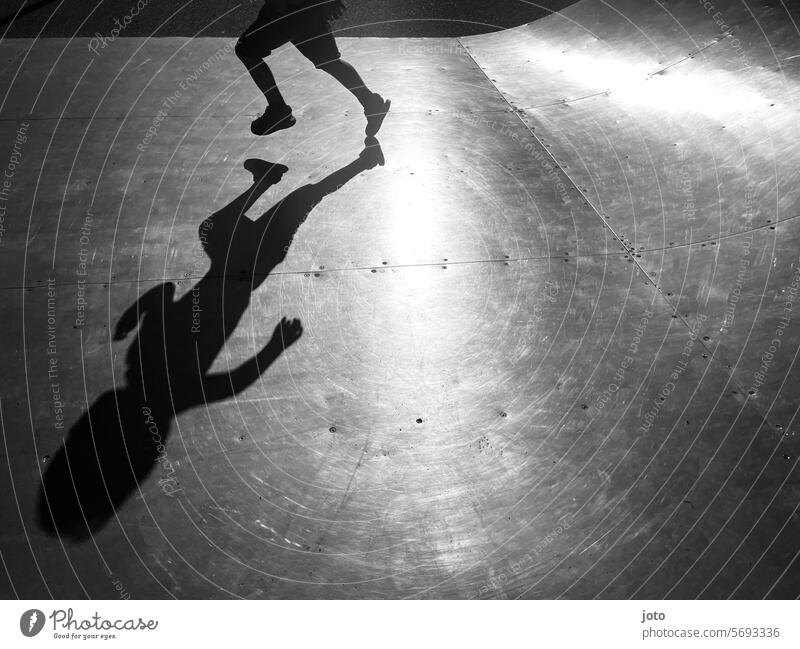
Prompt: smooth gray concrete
<box><xmin>0</xmin><ymin>0</ymin><xmax>798</xmax><ymax>598</ymax></box>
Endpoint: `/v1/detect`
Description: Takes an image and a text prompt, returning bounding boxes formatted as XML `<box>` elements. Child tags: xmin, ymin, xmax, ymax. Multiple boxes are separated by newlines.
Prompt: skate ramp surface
<box><xmin>0</xmin><ymin>0</ymin><xmax>799</xmax><ymax>598</ymax></box>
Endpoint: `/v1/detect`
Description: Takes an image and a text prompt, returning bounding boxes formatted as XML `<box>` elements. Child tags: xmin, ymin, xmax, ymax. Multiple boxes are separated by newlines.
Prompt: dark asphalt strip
<box><xmin>0</xmin><ymin>0</ymin><xmax>578</xmax><ymax>38</ymax></box>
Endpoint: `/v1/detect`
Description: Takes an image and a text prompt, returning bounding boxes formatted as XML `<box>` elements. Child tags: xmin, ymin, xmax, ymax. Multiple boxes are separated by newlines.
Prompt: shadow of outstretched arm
<box><xmin>199</xmin><ymin>317</ymin><xmax>303</xmax><ymax>404</ymax></box>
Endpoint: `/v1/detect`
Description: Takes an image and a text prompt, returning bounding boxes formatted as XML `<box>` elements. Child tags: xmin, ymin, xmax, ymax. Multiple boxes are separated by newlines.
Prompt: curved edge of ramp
<box><xmin>464</xmin><ymin>0</ymin><xmax>800</xmax><ymax>435</ymax></box>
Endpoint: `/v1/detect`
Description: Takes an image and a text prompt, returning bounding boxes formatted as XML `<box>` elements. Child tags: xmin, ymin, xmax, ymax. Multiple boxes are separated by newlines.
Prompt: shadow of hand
<box><xmin>272</xmin><ymin>316</ymin><xmax>303</xmax><ymax>350</ymax></box>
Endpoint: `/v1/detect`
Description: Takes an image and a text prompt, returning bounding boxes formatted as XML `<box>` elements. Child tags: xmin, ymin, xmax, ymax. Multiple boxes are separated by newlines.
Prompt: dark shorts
<box><xmin>236</xmin><ymin>5</ymin><xmax>341</xmax><ymax>68</ymax></box>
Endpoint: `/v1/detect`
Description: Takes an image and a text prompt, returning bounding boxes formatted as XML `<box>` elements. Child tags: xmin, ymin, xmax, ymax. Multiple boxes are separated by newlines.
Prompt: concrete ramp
<box><xmin>463</xmin><ymin>0</ymin><xmax>800</xmax><ymax>428</ymax></box>
<box><xmin>1</xmin><ymin>0</ymin><xmax>798</xmax><ymax>598</ymax></box>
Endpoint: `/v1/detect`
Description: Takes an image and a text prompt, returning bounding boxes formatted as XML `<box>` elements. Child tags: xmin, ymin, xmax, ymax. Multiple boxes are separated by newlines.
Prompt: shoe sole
<box><xmin>365</xmin><ymin>99</ymin><xmax>391</xmax><ymax>138</ymax></box>
<box><xmin>360</xmin><ymin>141</ymin><xmax>385</xmax><ymax>168</ymax></box>
<box><xmin>244</xmin><ymin>159</ymin><xmax>289</xmax><ymax>176</ymax></box>
<box><xmin>251</xmin><ymin>114</ymin><xmax>296</xmax><ymax>136</ymax></box>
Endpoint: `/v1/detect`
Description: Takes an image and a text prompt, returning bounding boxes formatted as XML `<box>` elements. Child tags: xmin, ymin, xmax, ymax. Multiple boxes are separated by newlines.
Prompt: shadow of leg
<box><xmin>38</xmin><ymin>390</ymin><xmax>165</xmax><ymax>540</ymax></box>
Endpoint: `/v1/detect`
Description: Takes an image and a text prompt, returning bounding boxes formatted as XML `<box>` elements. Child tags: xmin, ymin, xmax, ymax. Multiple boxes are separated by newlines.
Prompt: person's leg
<box><xmin>235</xmin><ymin>13</ymin><xmax>290</xmax><ymax>108</ymax></box>
<box><xmin>317</xmin><ymin>58</ymin><xmax>373</xmax><ymax>108</ymax></box>
<box><xmin>319</xmin><ymin>58</ymin><xmax>391</xmax><ymax>136</ymax></box>
<box><xmin>235</xmin><ymin>48</ymin><xmax>289</xmax><ymax>110</ymax></box>
<box><xmin>298</xmin><ymin>28</ymin><xmax>391</xmax><ymax>136</ymax></box>
<box><xmin>235</xmin><ymin>13</ymin><xmax>296</xmax><ymax>135</ymax></box>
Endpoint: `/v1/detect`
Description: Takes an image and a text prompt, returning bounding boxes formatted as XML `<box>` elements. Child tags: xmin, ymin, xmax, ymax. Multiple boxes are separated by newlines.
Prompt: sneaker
<box><xmin>364</xmin><ymin>94</ymin><xmax>391</xmax><ymax>138</ymax></box>
<box><xmin>251</xmin><ymin>105</ymin><xmax>296</xmax><ymax>136</ymax></box>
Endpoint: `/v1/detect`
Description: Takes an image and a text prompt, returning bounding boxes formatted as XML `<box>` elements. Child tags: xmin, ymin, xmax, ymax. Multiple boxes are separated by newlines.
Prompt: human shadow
<box><xmin>38</xmin><ymin>139</ymin><xmax>385</xmax><ymax>540</ymax></box>
<box><xmin>0</xmin><ymin>0</ymin><xmax>57</xmax><ymax>29</ymax></box>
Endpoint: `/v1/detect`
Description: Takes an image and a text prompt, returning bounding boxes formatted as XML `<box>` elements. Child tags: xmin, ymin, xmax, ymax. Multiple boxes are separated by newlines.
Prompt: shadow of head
<box><xmin>37</xmin><ymin>390</ymin><xmax>166</xmax><ymax>541</ymax></box>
